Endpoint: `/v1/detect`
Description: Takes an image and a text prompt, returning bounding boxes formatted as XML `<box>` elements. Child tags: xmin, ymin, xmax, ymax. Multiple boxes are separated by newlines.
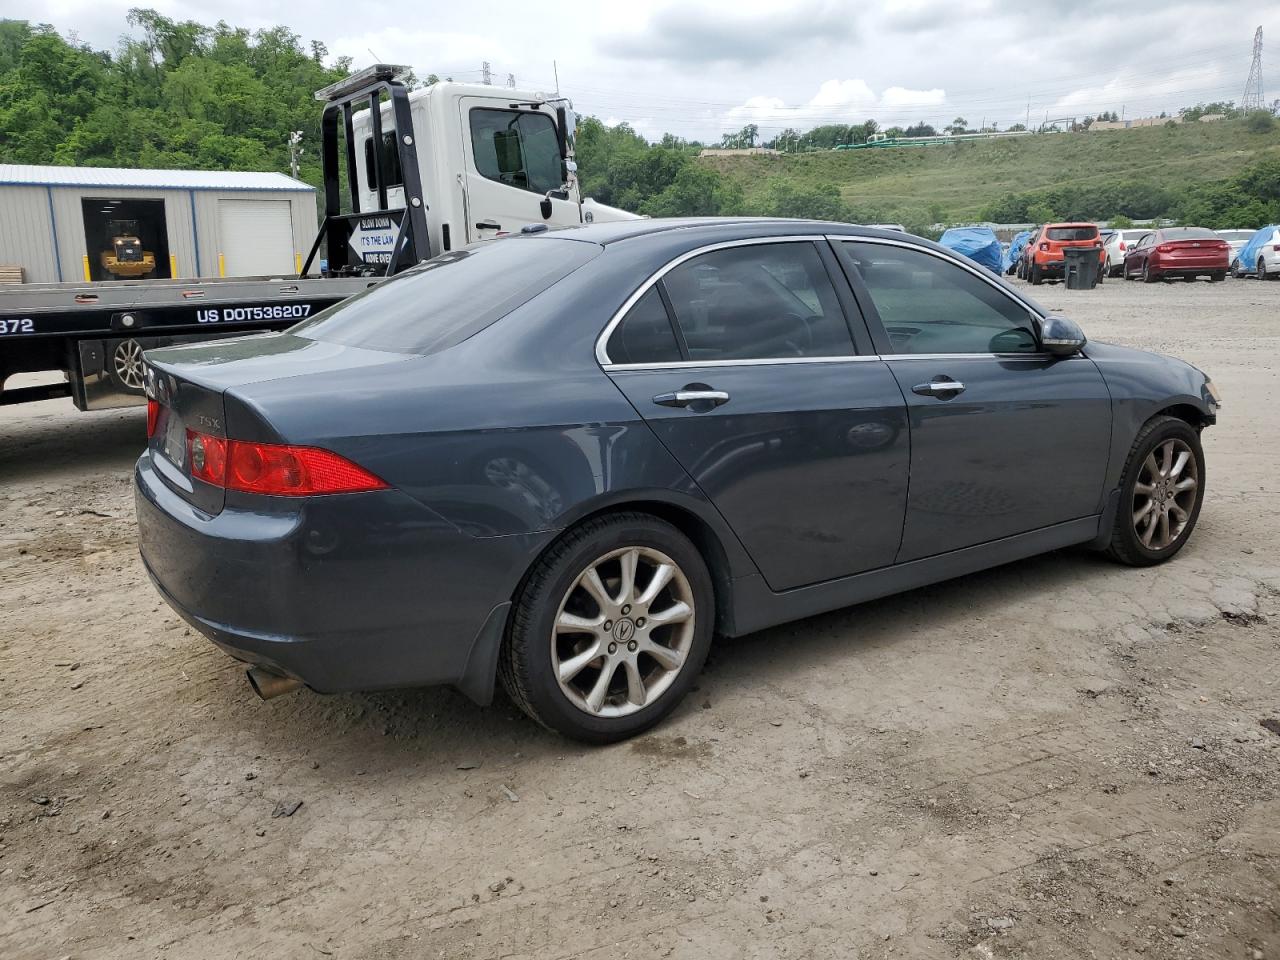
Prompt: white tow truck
<box><xmin>0</xmin><ymin>65</ymin><xmax>635</xmax><ymax>411</ymax></box>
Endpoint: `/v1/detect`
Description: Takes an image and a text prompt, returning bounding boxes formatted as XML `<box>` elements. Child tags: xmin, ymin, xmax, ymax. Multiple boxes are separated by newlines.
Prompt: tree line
<box><xmin>1</xmin><ymin>13</ymin><xmax>1277</xmax><ymax>231</ymax></box>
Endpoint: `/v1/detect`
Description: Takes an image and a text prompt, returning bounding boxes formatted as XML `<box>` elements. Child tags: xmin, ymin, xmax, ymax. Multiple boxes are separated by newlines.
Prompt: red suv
<box><xmin>1122</xmin><ymin>227</ymin><xmax>1230</xmax><ymax>282</ymax></box>
<box><xmin>1026</xmin><ymin>223</ymin><xmax>1106</xmax><ymax>285</ymax></box>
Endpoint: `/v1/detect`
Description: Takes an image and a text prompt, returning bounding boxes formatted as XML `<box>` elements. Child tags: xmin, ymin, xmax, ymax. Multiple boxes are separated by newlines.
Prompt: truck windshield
<box><xmin>291</xmin><ymin>237</ymin><xmax>599</xmax><ymax>355</ymax></box>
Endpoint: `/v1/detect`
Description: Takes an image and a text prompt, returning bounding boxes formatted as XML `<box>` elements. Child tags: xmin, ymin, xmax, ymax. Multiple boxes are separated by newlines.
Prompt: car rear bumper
<box><xmin>1150</xmin><ymin>255</ymin><xmax>1228</xmax><ymax>273</ymax></box>
<box><xmin>134</xmin><ymin>451</ymin><xmax>533</xmax><ymax>700</ymax></box>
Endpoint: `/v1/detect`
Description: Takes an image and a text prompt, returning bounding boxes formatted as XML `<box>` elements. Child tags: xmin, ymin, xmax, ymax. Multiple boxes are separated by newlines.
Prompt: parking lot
<box><xmin>1</xmin><ymin>277</ymin><xmax>1277</xmax><ymax>959</ymax></box>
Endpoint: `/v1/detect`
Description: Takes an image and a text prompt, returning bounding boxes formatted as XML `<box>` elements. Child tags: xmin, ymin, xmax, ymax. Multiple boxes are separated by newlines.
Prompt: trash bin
<box><xmin>1063</xmin><ymin>247</ymin><xmax>1099</xmax><ymax>289</ymax></box>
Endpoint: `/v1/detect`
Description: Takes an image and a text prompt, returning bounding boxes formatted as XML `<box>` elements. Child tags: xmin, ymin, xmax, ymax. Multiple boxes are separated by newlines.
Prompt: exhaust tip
<box><xmin>246</xmin><ymin>666</ymin><xmax>304</xmax><ymax>701</ymax></box>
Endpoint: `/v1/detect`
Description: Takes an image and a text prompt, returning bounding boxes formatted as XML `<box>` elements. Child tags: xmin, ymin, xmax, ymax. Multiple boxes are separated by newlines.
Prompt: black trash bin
<box><xmin>1063</xmin><ymin>246</ymin><xmax>1099</xmax><ymax>289</ymax></box>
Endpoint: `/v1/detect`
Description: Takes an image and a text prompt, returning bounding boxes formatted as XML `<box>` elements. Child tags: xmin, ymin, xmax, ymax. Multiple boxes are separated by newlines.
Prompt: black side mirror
<box><xmin>539</xmin><ymin>196</ymin><xmax>553</xmax><ymax>220</ymax></box>
<box><xmin>1039</xmin><ymin>315</ymin><xmax>1087</xmax><ymax>357</ymax></box>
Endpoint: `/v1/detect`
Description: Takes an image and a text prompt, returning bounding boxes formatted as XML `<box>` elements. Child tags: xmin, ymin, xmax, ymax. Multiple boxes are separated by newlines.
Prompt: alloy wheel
<box><xmin>113</xmin><ymin>339</ymin><xmax>145</xmax><ymax>391</ymax></box>
<box><xmin>1131</xmin><ymin>438</ymin><xmax>1199</xmax><ymax>551</ymax></box>
<box><xmin>551</xmin><ymin>546</ymin><xmax>695</xmax><ymax>718</ymax></box>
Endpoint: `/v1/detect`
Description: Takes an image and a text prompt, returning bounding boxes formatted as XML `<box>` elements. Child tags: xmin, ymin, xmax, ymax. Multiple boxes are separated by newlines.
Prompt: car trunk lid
<box><xmin>144</xmin><ymin>333</ymin><xmax>410</xmax><ymax>514</ymax></box>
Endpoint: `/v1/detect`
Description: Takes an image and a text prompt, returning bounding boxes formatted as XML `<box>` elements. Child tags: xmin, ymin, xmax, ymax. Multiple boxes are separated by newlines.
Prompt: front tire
<box><xmin>1104</xmin><ymin>416</ymin><xmax>1205</xmax><ymax>567</ymax></box>
<box><xmin>500</xmin><ymin>512</ymin><xmax>714</xmax><ymax>743</ymax></box>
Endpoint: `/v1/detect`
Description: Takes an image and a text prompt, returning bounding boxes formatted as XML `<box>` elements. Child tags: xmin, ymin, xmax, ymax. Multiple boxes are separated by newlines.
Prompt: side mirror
<box><xmin>1039</xmin><ymin>315</ymin><xmax>1087</xmax><ymax>357</ymax></box>
<box><xmin>539</xmin><ymin>196</ymin><xmax>554</xmax><ymax>220</ymax></box>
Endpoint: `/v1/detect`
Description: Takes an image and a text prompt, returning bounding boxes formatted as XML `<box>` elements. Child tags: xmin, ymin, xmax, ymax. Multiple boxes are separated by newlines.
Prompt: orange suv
<box><xmin>1026</xmin><ymin>222</ymin><xmax>1106</xmax><ymax>285</ymax></box>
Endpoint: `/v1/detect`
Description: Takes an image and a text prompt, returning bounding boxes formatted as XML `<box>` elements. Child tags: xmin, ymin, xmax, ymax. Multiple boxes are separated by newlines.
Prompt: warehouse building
<box><xmin>0</xmin><ymin>165</ymin><xmax>317</xmax><ymax>284</ymax></box>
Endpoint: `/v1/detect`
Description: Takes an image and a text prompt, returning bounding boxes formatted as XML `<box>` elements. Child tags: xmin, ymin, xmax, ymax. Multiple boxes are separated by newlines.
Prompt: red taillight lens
<box><xmin>184</xmin><ymin>430</ymin><xmax>387</xmax><ymax>496</ymax></box>
<box><xmin>1156</xmin><ymin>243</ymin><xmax>1173</xmax><ymax>253</ymax></box>
<box><xmin>1119</xmin><ymin>241</ymin><xmax>1126</xmax><ymax>250</ymax></box>
<box><xmin>187</xmin><ymin>430</ymin><xmax>228</xmax><ymax>485</ymax></box>
<box><xmin>146</xmin><ymin>399</ymin><xmax>160</xmax><ymax>438</ymax></box>
<box><xmin>1039</xmin><ymin>241</ymin><xmax>1049</xmax><ymax>251</ymax></box>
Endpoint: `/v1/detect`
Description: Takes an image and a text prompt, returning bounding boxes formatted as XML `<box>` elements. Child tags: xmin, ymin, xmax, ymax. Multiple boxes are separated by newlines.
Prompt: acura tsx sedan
<box><xmin>135</xmin><ymin>219</ymin><xmax>1219</xmax><ymax>742</ymax></box>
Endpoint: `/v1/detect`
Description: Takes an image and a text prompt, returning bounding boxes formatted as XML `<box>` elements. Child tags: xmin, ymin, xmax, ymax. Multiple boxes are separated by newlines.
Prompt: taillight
<box><xmin>1119</xmin><ymin>242</ymin><xmax>1126</xmax><ymax>250</ymax></box>
<box><xmin>188</xmin><ymin>431</ymin><xmax>228</xmax><ymax>485</ymax></box>
<box><xmin>146</xmin><ymin>399</ymin><xmax>160</xmax><ymax>438</ymax></box>
<box><xmin>1039</xmin><ymin>241</ymin><xmax>1049</xmax><ymax>251</ymax></box>
<box><xmin>1273</xmin><ymin>244</ymin><xmax>1280</xmax><ymax>252</ymax></box>
<box><xmin>185</xmin><ymin>430</ymin><xmax>387</xmax><ymax>496</ymax></box>
<box><xmin>1156</xmin><ymin>244</ymin><xmax>1173</xmax><ymax>253</ymax></box>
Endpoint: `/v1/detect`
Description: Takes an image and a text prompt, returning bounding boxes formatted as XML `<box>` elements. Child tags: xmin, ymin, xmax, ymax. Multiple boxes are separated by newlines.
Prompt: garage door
<box><xmin>216</xmin><ymin>199</ymin><xmax>295</xmax><ymax>277</ymax></box>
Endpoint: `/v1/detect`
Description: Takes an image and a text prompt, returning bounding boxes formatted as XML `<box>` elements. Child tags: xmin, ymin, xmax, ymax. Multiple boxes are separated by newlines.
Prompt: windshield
<box><xmin>291</xmin><ymin>237</ymin><xmax>599</xmax><ymax>355</ymax></box>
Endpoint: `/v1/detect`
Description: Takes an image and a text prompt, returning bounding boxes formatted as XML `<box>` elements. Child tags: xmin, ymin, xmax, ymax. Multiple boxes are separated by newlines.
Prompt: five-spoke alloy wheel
<box><xmin>500</xmin><ymin>513</ymin><xmax>713</xmax><ymax>742</ymax></box>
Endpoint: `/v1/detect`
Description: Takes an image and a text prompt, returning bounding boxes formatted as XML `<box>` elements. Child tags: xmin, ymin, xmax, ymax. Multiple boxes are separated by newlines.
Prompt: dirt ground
<box><xmin>2</xmin><ymin>276</ymin><xmax>1278</xmax><ymax>960</ymax></box>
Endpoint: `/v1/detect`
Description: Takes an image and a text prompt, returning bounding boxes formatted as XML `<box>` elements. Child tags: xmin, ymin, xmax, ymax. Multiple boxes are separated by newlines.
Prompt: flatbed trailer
<box><xmin>0</xmin><ymin>274</ymin><xmax>378</xmax><ymax>409</ymax></box>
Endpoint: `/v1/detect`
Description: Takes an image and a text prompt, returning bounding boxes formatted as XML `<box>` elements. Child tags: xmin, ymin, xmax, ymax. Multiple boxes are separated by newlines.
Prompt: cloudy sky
<box><xmin>32</xmin><ymin>0</ymin><xmax>1275</xmax><ymax>140</ymax></box>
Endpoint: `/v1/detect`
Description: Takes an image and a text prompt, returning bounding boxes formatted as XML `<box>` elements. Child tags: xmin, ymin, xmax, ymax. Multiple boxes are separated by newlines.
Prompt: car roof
<box><xmin>544</xmin><ymin>217</ymin><xmax>912</xmax><ymax>246</ymax></box>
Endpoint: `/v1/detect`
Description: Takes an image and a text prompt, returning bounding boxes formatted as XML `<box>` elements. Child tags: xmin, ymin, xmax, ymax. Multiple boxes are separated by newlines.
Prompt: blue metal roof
<box><xmin>0</xmin><ymin>164</ymin><xmax>314</xmax><ymax>193</ymax></box>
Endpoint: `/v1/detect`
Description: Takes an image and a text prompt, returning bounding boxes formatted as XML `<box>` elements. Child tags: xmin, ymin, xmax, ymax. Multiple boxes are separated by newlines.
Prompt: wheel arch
<box><xmin>1154</xmin><ymin>401</ymin><xmax>1211</xmax><ymax>430</ymax></box>
<box><xmin>519</xmin><ymin>496</ymin><xmax>748</xmax><ymax>637</ymax></box>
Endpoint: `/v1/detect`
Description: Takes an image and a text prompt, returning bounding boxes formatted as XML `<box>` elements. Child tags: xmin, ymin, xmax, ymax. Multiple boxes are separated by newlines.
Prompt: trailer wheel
<box><xmin>108</xmin><ymin>338</ymin><xmax>147</xmax><ymax>395</ymax></box>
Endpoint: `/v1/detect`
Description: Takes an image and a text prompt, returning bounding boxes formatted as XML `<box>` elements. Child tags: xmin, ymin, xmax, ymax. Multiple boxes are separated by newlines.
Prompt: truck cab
<box><xmin>323</xmin><ymin>68</ymin><xmax>634</xmax><ymax>273</ymax></box>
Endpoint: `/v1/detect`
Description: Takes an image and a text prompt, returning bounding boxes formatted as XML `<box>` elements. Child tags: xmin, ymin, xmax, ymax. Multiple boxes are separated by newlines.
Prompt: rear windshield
<box><xmin>1160</xmin><ymin>228</ymin><xmax>1217</xmax><ymax>240</ymax></box>
<box><xmin>1046</xmin><ymin>226</ymin><xmax>1098</xmax><ymax>241</ymax></box>
<box><xmin>1216</xmin><ymin>230</ymin><xmax>1254</xmax><ymax>240</ymax></box>
<box><xmin>291</xmin><ymin>237</ymin><xmax>599</xmax><ymax>355</ymax></box>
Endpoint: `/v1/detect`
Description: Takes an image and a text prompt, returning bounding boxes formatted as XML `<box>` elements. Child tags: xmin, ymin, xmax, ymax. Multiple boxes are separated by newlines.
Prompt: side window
<box><xmin>363</xmin><ymin>131</ymin><xmax>402</xmax><ymax>192</ymax></box>
<box><xmin>469</xmin><ymin>109</ymin><xmax>563</xmax><ymax>195</ymax></box>
<box><xmin>842</xmin><ymin>242</ymin><xmax>1038</xmax><ymax>355</ymax></box>
<box><xmin>661</xmin><ymin>243</ymin><xmax>854</xmax><ymax>361</ymax></box>
<box><xmin>606</xmin><ymin>287</ymin><xmax>682</xmax><ymax>365</ymax></box>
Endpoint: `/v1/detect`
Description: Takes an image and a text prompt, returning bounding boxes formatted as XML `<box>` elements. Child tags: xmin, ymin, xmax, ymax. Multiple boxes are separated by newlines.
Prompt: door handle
<box><xmin>475</xmin><ymin>220</ymin><xmax>501</xmax><ymax>231</ymax></box>
<box><xmin>653</xmin><ymin>389</ymin><xmax>730</xmax><ymax>408</ymax></box>
<box><xmin>912</xmin><ymin>378</ymin><xmax>966</xmax><ymax>397</ymax></box>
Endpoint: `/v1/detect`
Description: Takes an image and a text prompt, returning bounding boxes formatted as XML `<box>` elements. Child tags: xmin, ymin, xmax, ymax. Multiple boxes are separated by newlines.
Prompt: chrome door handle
<box><xmin>912</xmin><ymin>379</ymin><xmax>965</xmax><ymax>397</ymax></box>
<box><xmin>653</xmin><ymin>390</ymin><xmax>730</xmax><ymax>408</ymax></box>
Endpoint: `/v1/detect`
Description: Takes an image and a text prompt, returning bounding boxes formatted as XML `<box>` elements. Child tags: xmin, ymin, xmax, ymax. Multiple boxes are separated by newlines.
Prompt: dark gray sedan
<box><xmin>135</xmin><ymin>219</ymin><xmax>1219</xmax><ymax>742</ymax></box>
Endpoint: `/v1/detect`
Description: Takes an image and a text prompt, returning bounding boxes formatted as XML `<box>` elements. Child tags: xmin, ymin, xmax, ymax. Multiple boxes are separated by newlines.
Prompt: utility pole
<box><xmin>481</xmin><ymin>61</ymin><xmax>491</xmax><ymax>86</ymax></box>
<box><xmin>288</xmin><ymin>130</ymin><xmax>303</xmax><ymax>179</ymax></box>
<box><xmin>1242</xmin><ymin>26</ymin><xmax>1265</xmax><ymax>112</ymax></box>
<box><xmin>1025</xmin><ymin>98</ymin><xmax>1030</xmax><ymax>130</ymax></box>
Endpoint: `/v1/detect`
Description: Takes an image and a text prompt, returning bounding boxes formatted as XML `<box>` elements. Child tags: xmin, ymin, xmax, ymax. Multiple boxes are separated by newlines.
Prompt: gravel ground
<box><xmin>2</xmin><ymin>275</ymin><xmax>1278</xmax><ymax>959</ymax></box>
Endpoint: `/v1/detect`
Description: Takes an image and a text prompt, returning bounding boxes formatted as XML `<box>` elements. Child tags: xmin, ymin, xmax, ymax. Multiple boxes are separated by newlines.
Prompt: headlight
<box><xmin>1205</xmin><ymin>379</ymin><xmax>1223</xmax><ymax>405</ymax></box>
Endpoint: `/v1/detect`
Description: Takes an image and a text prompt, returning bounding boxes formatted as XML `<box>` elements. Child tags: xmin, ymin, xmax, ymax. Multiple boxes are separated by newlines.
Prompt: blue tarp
<box><xmin>1003</xmin><ymin>230</ymin><xmax>1033</xmax><ymax>273</ymax></box>
<box><xmin>939</xmin><ymin>226</ymin><xmax>1003</xmax><ymax>274</ymax></box>
<box><xmin>1236</xmin><ymin>225</ymin><xmax>1278</xmax><ymax>272</ymax></box>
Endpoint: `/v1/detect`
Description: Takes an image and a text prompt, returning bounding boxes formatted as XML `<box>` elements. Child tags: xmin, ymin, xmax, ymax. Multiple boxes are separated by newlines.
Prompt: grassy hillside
<box><xmin>703</xmin><ymin>119</ymin><xmax>1280</xmax><ymax>226</ymax></box>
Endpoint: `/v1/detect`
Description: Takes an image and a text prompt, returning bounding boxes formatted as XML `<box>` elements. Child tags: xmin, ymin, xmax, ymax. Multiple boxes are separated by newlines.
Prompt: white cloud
<box><xmin>723</xmin><ymin>79</ymin><xmax>948</xmax><ymax>133</ymax></box>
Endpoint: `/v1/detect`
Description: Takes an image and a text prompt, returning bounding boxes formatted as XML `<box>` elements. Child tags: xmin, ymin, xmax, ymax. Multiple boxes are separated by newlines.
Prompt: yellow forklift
<box><xmin>99</xmin><ymin>220</ymin><xmax>157</xmax><ymax>279</ymax></box>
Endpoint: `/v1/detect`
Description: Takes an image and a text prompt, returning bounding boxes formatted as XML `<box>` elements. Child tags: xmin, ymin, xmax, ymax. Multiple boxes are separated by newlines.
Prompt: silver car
<box><xmin>1216</xmin><ymin>230</ymin><xmax>1255</xmax><ymax>271</ymax></box>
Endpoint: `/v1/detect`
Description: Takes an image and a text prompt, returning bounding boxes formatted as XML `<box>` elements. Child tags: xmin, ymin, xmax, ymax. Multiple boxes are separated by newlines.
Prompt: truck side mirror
<box><xmin>540</xmin><ymin>197</ymin><xmax>553</xmax><ymax>220</ymax></box>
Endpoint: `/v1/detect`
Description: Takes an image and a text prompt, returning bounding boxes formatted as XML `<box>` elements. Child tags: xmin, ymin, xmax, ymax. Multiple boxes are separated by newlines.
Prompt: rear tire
<box><xmin>499</xmin><ymin>512</ymin><xmax>714</xmax><ymax>743</ymax></box>
<box><xmin>1030</xmin><ymin>263</ymin><xmax>1043</xmax><ymax>285</ymax></box>
<box><xmin>1261</xmin><ymin>257</ymin><xmax>1273</xmax><ymax>281</ymax></box>
<box><xmin>1104</xmin><ymin>416</ymin><xmax>1205</xmax><ymax>567</ymax></box>
<box><xmin>1142</xmin><ymin>262</ymin><xmax>1156</xmax><ymax>283</ymax></box>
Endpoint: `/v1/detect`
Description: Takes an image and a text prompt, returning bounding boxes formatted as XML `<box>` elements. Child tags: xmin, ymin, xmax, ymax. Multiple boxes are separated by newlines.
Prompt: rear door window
<box><xmin>658</xmin><ymin>242</ymin><xmax>854</xmax><ymax>361</ymax></box>
<box><xmin>605</xmin><ymin>287</ymin><xmax>682</xmax><ymax>365</ymax></box>
<box><xmin>292</xmin><ymin>238</ymin><xmax>598</xmax><ymax>355</ymax></box>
